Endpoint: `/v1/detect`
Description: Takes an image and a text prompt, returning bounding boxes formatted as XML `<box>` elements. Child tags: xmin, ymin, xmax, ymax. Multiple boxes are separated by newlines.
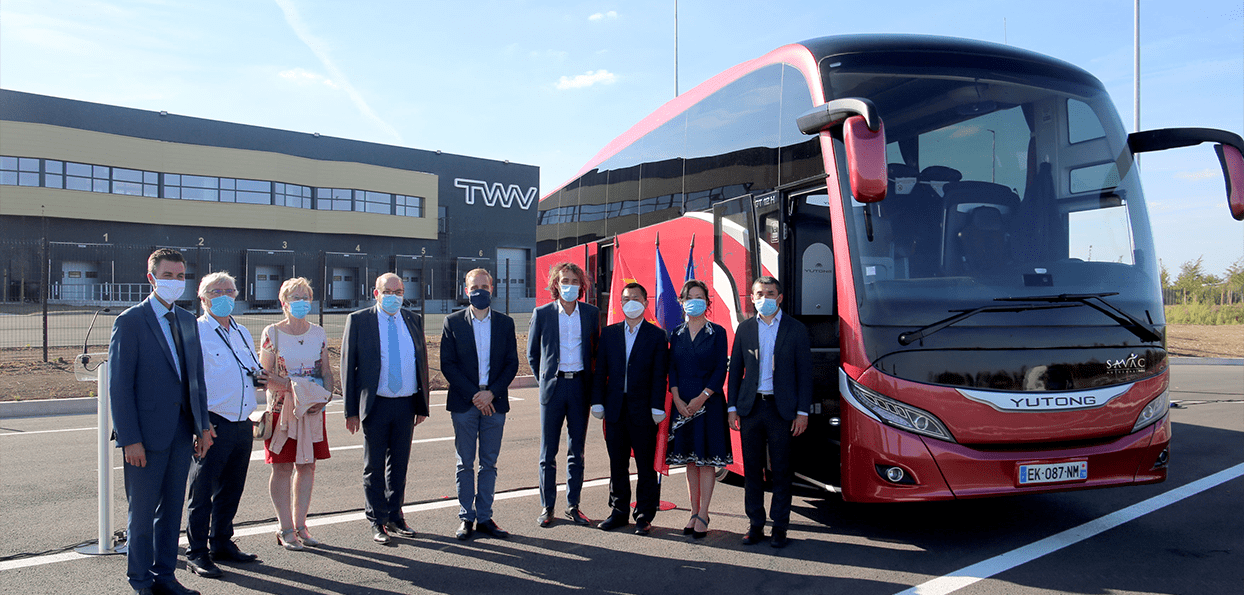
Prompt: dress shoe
<box><xmin>371</xmin><ymin>523</ymin><xmax>391</xmax><ymax>544</ymax></box>
<box><xmin>456</xmin><ymin>520</ymin><xmax>474</xmax><ymax>540</ymax></box>
<box><xmin>151</xmin><ymin>579</ymin><xmax>200</xmax><ymax>595</ymax></box>
<box><xmin>565</xmin><ymin>506</ymin><xmax>592</xmax><ymax>526</ymax></box>
<box><xmin>134</xmin><ymin>589</ymin><xmax>154</xmax><ymax>595</ymax></box>
<box><xmin>185</xmin><ymin>556</ymin><xmax>223</xmax><ymax>578</ymax></box>
<box><xmin>537</xmin><ymin>507</ymin><xmax>555</xmax><ymax>528</ymax></box>
<box><xmin>210</xmin><ymin>541</ymin><xmax>258</xmax><ymax>563</ymax></box>
<box><xmin>741</xmin><ymin>526</ymin><xmax>767</xmax><ymax>546</ymax></box>
<box><xmin>597</xmin><ymin>515</ymin><xmax>629</xmax><ymax>531</ymax></box>
<box><xmin>634</xmin><ymin>521</ymin><xmax>652</xmax><ymax>536</ymax></box>
<box><xmin>385</xmin><ymin>520</ymin><xmax>417</xmax><ymax>538</ymax></box>
<box><xmin>476</xmin><ymin>519</ymin><xmax>510</xmax><ymax>538</ymax></box>
<box><xmin>770</xmin><ymin>528</ymin><xmax>790</xmax><ymax>548</ymax></box>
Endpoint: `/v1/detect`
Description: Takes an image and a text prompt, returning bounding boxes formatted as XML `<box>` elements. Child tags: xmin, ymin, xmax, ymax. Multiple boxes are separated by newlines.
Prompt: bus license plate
<box><xmin>1017</xmin><ymin>461</ymin><xmax>1088</xmax><ymax>485</ymax></box>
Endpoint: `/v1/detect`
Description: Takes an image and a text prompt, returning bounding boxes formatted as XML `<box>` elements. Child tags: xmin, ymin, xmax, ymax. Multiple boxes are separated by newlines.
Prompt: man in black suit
<box><xmin>341</xmin><ymin>273</ymin><xmax>431</xmax><ymax>545</ymax></box>
<box><xmin>727</xmin><ymin>276</ymin><xmax>812</xmax><ymax>549</ymax></box>
<box><xmin>110</xmin><ymin>248</ymin><xmax>212</xmax><ymax>595</ymax></box>
<box><xmin>592</xmin><ymin>283</ymin><xmax>669</xmax><ymax>535</ymax></box>
<box><xmin>441</xmin><ymin>268</ymin><xmax>519</xmax><ymax>540</ymax></box>
<box><xmin>527</xmin><ymin>262</ymin><xmax>599</xmax><ymax>527</ymax></box>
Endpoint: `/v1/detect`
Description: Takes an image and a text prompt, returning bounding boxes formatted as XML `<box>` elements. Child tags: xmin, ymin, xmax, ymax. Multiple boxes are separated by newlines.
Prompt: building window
<box><xmin>276</xmin><ymin>182</ymin><xmax>312</xmax><ymax>208</ymax></box>
<box><xmin>174</xmin><ymin>175</ymin><xmax>220</xmax><ymax>201</ymax></box>
<box><xmin>438</xmin><ymin>205</ymin><xmax>447</xmax><ymax>233</ymax></box>
<box><xmin>44</xmin><ymin>160</ymin><xmax>64</xmax><ymax>189</ymax></box>
<box><xmin>317</xmin><ymin>188</ymin><xmax>353</xmax><ymax>211</ymax></box>
<box><xmin>356</xmin><ymin>190</ymin><xmax>393</xmax><ymax>214</ymax></box>
<box><xmin>396</xmin><ymin>194</ymin><xmax>423</xmax><ymax>217</ymax></box>
<box><xmin>111</xmin><ymin>167</ymin><xmax>158</xmax><ymax>197</ymax></box>
<box><xmin>235</xmin><ymin>178</ymin><xmax>273</xmax><ymax>205</ymax></box>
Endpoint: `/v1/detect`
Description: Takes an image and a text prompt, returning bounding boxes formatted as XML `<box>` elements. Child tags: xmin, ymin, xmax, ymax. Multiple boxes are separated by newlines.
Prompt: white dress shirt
<box><xmin>471</xmin><ymin>307</ymin><xmax>492</xmax><ymax>387</ymax></box>
<box><xmin>557</xmin><ymin>301</ymin><xmax>584</xmax><ymax>372</ymax></box>
<box><xmin>376</xmin><ymin>308</ymin><xmax>418</xmax><ymax>398</ymax></box>
<box><xmin>197</xmin><ymin>314</ymin><xmax>259</xmax><ymax>421</ymax></box>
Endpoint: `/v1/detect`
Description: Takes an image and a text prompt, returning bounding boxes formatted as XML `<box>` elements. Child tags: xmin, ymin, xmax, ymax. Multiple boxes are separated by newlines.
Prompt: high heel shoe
<box><xmin>276</xmin><ymin>528</ymin><xmax>304</xmax><ymax>551</ymax></box>
<box><xmin>296</xmin><ymin>526</ymin><xmax>322</xmax><ymax>547</ymax></box>
<box><xmin>683</xmin><ymin>514</ymin><xmax>701</xmax><ymax>536</ymax></box>
<box><xmin>692</xmin><ymin>514</ymin><xmax>710</xmax><ymax>539</ymax></box>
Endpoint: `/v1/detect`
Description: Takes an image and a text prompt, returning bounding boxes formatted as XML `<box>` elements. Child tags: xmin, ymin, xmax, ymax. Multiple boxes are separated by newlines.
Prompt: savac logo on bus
<box><xmin>454</xmin><ymin>178</ymin><xmax>538</xmax><ymax>210</ymax></box>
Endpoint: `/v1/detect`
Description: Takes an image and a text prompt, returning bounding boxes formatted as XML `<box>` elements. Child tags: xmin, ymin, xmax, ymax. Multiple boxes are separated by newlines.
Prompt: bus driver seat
<box><xmin>955</xmin><ymin>206</ymin><xmax>1010</xmax><ymax>274</ymax></box>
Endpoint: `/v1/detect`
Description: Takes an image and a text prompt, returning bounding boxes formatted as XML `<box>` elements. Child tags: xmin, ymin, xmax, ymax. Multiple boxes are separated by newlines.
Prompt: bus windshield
<box><xmin>828</xmin><ymin>61</ymin><xmax>1164</xmax><ymax>332</ymax></box>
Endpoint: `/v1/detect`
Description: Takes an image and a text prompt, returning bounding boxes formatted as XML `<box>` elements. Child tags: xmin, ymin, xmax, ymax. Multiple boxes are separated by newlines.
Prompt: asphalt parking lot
<box><xmin>1</xmin><ymin>363</ymin><xmax>1240</xmax><ymax>595</ymax></box>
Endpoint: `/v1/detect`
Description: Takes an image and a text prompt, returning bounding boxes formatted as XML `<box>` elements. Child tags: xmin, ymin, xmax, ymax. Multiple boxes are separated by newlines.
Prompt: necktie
<box><xmin>387</xmin><ymin>314</ymin><xmax>403</xmax><ymax>394</ymax></box>
<box><xmin>165</xmin><ymin>311</ymin><xmax>192</xmax><ymax>412</ymax></box>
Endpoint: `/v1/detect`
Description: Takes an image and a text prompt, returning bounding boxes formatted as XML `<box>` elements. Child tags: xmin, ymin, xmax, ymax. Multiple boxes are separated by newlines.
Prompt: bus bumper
<box><xmin>842</xmin><ymin>408</ymin><xmax>1171</xmax><ymax>503</ymax></box>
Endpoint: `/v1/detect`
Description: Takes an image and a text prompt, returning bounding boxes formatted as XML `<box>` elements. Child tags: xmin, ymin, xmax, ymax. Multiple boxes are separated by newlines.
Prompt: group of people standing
<box><xmin>108</xmin><ymin>249</ymin><xmax>811</xmax><ymax>595</ymax></box>
<box><xmin>529</xmin><ymin>262</ymin><xmax>812</xmax><ymax>549</ymax></box>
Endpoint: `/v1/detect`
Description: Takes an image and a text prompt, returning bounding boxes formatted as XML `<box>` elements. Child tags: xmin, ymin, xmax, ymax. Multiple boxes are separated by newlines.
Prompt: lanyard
<box><xmin>214</xmin><ymin>320</ymin><xmax>259</xmax><ymax>419</ymax></box>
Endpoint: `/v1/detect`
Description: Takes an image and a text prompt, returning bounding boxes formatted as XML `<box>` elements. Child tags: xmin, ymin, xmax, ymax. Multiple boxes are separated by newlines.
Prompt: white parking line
<box><xmin>896</xmin><ymin>461</ymin><xmax>1244</xmax><ymax>595</ymax></box>
<box><xmin>0</xmin><ymin>427</ymin><xmax>97</xmax><ymax>437</ymax></box>
<box><xmin>0</xmin><ymin>468</ymin><xmax>686</xmax><ymax>571</ymax></box>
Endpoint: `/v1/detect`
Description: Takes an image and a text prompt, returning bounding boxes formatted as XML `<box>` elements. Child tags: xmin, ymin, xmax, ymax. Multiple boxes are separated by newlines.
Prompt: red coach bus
<box><xmin>536</xmin><ymin>35</ymin><xmax>1244</xmax><ymax>502</ymax></box>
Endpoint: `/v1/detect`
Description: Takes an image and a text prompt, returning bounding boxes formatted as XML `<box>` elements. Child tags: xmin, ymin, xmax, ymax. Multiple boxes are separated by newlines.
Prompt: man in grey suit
<box><xmin>527</xmin><ymin>262</ymin><xmax>599</xmax><ymax>527</ymax></box>
<box><xmin>342</xmin><ymin>273</ymin><xmax>431</xmax><ymax>545</ymax></box>
<box><xmin>441</xmin><ymin>268</ymin><xmax>519</xmax><ymax>540</ymax></box>
<box><xmin>727</xmin><ymin>276</ymin><xmax>812</xmax><ymax>549</ymax></box>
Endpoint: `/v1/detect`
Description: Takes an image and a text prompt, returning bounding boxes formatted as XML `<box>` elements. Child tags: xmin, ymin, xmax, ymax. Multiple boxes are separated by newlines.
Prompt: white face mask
<box><xmin>151</xmin><ymin>278</ymin><xmax>185</xmax><ymax>305</ymax></box>
<box><xmin>622</xmin><ymin>300</ymin><xmax>645</xmax><ymax>320</ymax></box>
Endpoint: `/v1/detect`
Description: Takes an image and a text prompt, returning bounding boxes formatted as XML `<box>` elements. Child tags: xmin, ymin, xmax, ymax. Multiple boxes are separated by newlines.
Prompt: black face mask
<box><xmin>469</xmin><ymin>289</ymin><xmax>491</xmax><ymax>310</ymax></box>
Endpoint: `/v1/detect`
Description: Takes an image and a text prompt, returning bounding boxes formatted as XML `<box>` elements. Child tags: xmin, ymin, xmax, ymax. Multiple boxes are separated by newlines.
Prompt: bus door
<box><xmin>776</xmin><ymin>185</ymin><xmax>843</xmax><ymax>490</ymax></box>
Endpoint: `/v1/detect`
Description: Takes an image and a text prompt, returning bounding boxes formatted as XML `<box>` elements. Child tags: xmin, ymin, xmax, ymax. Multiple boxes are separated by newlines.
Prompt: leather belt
<box><xmin>756</xmin><ymin>393</ymin><xmax>775</xmax><ymax>401</ymax></box>
<box><xmin>557</xmin><ymin>371</ymin><xmax>583</xmax><ymax>379</ymax></box>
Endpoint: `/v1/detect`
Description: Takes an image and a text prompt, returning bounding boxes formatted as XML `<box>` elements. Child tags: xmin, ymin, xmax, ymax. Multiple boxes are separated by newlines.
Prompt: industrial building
<box><xmin>0</xmin><ymin>89</ymin><xmax>538</xmax><ymax>315</ymax></box>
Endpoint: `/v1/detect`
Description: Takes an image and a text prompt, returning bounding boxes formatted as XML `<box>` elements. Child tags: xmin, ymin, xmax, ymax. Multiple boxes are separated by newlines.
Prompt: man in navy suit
<box><xmin>592</xmin><ymin>283</ymin><xmax>669</xmax><ymax>535</ymax></box>
<box><xmin>727</xmin><ymin>276</ymin><xmax>813</xmax><ymax>549</ymax></box>
<box><xmin>527</xmin><ymin>262</ymin><xmax>599</xmax><ymax>527</ymax></box>
<box><xmin>110</xmin><ymin>248</ymin><xmax>213</xmax><ymax>595</ymax></box>
<box><xmin>341</xmin><ymin>273</ymin><xmax>431</xmax><ymax>545</ymax></box>
<box><xmin>441</xmin><ymin>268</ymin><xmax>519</xmax><ymax>540</ymax></box>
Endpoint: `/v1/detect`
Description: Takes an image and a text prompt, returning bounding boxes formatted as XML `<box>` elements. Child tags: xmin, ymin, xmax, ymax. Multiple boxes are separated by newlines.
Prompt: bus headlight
<box><xmin>1132</xmin><ymin>390</ymin><xmax>1169</xmax><ymax>433</ymax></box>
<box><xmin>847</xmin><ymin>377</ymin><xmax>956</xmax><ymax>442</ymax></box>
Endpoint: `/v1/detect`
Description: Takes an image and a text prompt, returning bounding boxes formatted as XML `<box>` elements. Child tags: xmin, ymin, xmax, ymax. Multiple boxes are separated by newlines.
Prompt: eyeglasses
<box><xmin>287</xmin><ymin>296</ymin><xmax>311</xmax><ymax>302</ymax></box>
<box><xmin>206</xmin><ymin>288</ymin><xmax>237</xmax><ymax>297</ymax></box>
<box><xmin>379</xmin><ymin>290</ymin><xmax>404</xmax><ymax>296</ymax></box>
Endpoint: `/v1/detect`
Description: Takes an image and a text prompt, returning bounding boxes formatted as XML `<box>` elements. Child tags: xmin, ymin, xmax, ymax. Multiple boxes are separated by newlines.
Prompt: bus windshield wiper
<box><xmin>897</xmin><ymin>302</ymin><xmax>1077</xmax><ymax>346</ymax></box>
<box><xmin>994</xmin><ymin>292</ymin><xmax>1162</xmax><ymax>343</ymax></box>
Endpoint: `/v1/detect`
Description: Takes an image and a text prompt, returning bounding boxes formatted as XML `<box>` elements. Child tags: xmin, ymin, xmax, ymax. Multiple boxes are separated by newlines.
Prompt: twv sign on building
<box><xmin>454</xmin><ymin>178</ymin><xmax>538</xmax><ymax>210</ymax></box>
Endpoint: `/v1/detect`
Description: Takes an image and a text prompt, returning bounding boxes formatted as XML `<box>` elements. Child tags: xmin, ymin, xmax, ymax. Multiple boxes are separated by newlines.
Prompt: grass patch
<box><xmin>1165</xmin><ymin>303</ymin><xmax>1244</xmax><ymax>325</ymax></box>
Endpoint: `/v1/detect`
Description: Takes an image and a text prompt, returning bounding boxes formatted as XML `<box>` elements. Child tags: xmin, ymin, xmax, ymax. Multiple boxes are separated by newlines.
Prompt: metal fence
<box><xmin>1</xmin><ymin>239</ymin><xmax>536</xmax><ymax>362</ymax></box>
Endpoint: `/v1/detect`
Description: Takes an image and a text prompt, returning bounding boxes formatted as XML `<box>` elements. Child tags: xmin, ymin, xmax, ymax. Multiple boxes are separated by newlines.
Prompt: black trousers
<box><xmin>740</xmin><ymin>397</ymin><xmax>794</xmax><ymax>531</ymax></box>
<box><xmin>362</xmin><ymin>395</ymin><xmax>417</xmax><ymax>525</ymax></box>
<box><xmin>603</xmin><ymin>403</ymin><xmax>660</xmax><ymax>523</ymax></box>
<box><xmin>185</xmin><ymin>413</ymin><xmax>253</xmax><ymax>558</ymax></box>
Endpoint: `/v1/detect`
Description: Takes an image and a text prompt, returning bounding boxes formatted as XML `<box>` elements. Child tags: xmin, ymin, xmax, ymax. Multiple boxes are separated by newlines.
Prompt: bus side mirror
<box><xmin>1128</xmin><ymin>127</ymin><xmax>1244</xmax><ymax>221</ymax></box>
<box><xmin>1214</xmin><ymin>144</ymin><xmax>1244</xmax><ymax>221</ymax></box>
<box><xmin>844</xmin><ymin>116</ymin><xmax>887</xmax><ymax>203</ymax></box>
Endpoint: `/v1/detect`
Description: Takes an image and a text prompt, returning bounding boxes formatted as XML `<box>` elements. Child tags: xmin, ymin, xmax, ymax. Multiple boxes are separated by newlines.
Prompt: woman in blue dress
<box><xmin>665</xmin><ymin>279</ymin><xmax>731</xmax><ymax>539</ymax></box>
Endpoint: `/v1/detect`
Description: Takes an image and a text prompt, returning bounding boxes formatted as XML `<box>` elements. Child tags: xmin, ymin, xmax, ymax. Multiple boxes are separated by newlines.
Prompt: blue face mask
<box><xmin>682</xmin><ymin>298</ymin><xmax>707</xmax><ymax>317</ymax></box>
<box><xmin>209</xmin><ymin>295</ymin><xmax>235</xmax><ymax>318</ymax></box>
<box><xmin>288</xmin><ymin>300</ymin><xmax>311</xmax><ymax>319</ymax></box>
<box><xmin>380</xmin><ymin>293</ymin><xmax>403</xmax><ymax>314</ymax></box>
<box><xmin>469</xmin><ymin>288</ymin><xmax>491</xmax><ymax>310</ymax></box>
<box><xmin>559</xmin><ymin>284</ymin><xmax>580</xmax><ymax>302</ymax></box>
<box><xmin>754</xmin><ymin>297</ymin><xmax>779</xmax><ymax>317</ymax></box>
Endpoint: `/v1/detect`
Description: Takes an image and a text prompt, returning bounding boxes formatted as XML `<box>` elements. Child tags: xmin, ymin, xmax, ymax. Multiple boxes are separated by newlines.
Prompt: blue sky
<box><xmin>2</xmin><ymin>0</ymin><xmax>1241</xmax><ymax>276</ymax></box>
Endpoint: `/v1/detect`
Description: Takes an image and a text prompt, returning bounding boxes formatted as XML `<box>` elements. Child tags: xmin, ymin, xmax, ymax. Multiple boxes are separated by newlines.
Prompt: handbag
<box><xmin>250</xmin><ymin>325</ymin><xmax>280</xmax><ymax>441</ymax></box>
<box><xmin>250</xmin><ymin>407</ymin><xmax>273</xmax><ymax>441</ymax></box>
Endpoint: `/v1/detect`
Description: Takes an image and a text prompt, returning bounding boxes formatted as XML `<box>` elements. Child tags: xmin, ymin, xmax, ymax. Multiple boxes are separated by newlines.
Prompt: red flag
<box><xmin>607</xmin><ymin>238</ymin><xmax>639</xmax><ymax>325</ymax></box>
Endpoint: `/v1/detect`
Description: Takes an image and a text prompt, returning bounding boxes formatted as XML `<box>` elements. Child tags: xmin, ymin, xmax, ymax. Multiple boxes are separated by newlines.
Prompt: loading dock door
<box><xmin>254</xmin><ymin>266</ymin><xmax>282</xmax><ymax>301</ymax></box>
<box><xmin>496</xmin><ymin>248</ymin><xmax>527</xmax><ymax>305</ymax></box>
<box><xmin>61</xmin><ymin>261</ymin><xmax>100</xmax><ymax>301</ymax></box>
<box><xmin>331</xmin><ymin>268</ymin><xmax>357</xmax><ymax>302</ymax></box>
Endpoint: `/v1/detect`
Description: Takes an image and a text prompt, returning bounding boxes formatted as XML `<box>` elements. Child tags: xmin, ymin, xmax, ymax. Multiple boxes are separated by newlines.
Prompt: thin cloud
<box><xmin>279</xmin><ymin>67</ymin><xmax>339</xmax><ymax>89</ymax></box>
<box><xmin>556</xmin><ymin>70</ymin><xmax>617</xmax><ymax>90</ymax></box>
<box><xmin>1175</xmin><ymin>169</ymin><xmax>1219</xmax><ymax>181</ymax></box>
<box><xmin>589</xmin><ymin>11</ymin><xmax>618</xmax><ymax>21</ymax></box>
<box><xmin>272</xmin><ymin>0</ymin><xmax>401</xmax><ymax>142</ymax></box>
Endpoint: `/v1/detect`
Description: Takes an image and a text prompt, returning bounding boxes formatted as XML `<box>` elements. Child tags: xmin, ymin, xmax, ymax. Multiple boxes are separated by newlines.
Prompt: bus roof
<box><xmin>542</xmin><ymin>34</ymin><xmax>1104</xmax><ymax>202</ymax></box>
